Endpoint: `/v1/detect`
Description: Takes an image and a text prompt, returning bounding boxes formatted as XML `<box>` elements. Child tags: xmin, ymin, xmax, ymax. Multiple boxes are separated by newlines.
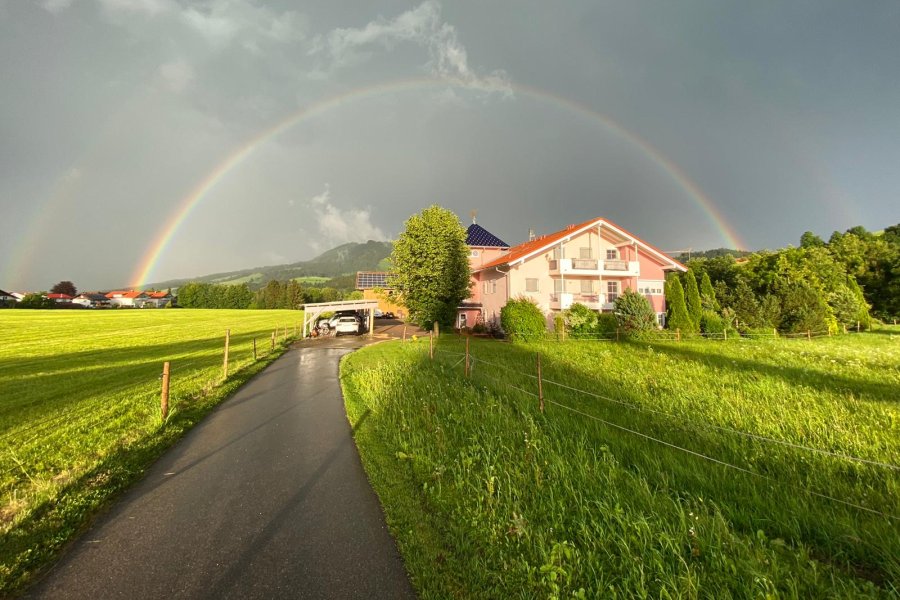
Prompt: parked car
<box><xmin>334</xmin><ymin>316</ymin><xmax>360</xmax><ymax>335</ymax></box>
<box><xmin>374</xmin><ymin>308</ymin><xmax>385</xmax><ymax>318</ymax></box>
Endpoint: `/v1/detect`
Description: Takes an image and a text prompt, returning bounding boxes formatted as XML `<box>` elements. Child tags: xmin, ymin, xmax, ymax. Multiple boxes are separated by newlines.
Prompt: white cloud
<box><xmin>97</xmin><ymin>0</ymin><xmax>172</xmax><ymax>17</ymax></box>
<box><xmin>180</xmin><ymin>0</ymin><xmax>307</xmax><ymax>48</ymax></box>
<box><xmin>313</xmin><ymin>1</ymin><xmax>511</xmax><ymax>95</ymax></box>
<box><xmin>158</xmin><ymin>59</ymin><xmax>194</xmax><ymax>92</ymax></box>
<box><xmin>42</xmin><ymin>0</ymin><xmax>74</xmax><ymax>15</ymax></box>
<box><xmin>302</xmin><ymin>185</ymin><xmax>386</xmax><ymax>251</ymax></box>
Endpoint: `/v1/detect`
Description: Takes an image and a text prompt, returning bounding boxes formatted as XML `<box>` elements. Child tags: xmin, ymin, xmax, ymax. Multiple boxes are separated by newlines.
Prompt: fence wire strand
<box><xmin>425</xmin><ymin>336</ymin><xmax>899</xmax><ymax>521</ymax></box>
<box><xmin>541</xmin><ymin>397</ymin><xmax>899</xmax><ymax>522</ymax></box>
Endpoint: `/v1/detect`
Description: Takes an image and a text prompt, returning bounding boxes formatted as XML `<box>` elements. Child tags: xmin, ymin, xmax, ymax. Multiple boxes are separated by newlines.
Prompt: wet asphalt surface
<box><xmin>28</xmin><ymin>330</ymin><xmax>416</xmax><ymax>599</ymax></box>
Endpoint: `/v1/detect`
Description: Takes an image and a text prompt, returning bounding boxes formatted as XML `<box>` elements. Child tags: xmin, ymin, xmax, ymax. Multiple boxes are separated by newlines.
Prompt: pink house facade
<box><xmin>460</xmin><ymin>217</ymin><xmax>686</xmax><ymax>329</ymax></box>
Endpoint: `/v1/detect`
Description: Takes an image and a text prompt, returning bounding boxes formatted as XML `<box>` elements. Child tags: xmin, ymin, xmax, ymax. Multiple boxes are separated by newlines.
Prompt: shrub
<box><xmin>614</xmin><ymin>289</ymin><xmax>656</xmax><ymax>336</ymax></box>
<box><xmin>471</xmin><ymin>322</ymin><xmax>486</xmax><ymax>334</ymax></box>
<box><xmin>683</xmin><ymin>270</ymin><xmax>702</xmax><ymax>331</ymax></box>
<box><xmin>699</xmin><ymin>310</ymin><xmax>738</xmax><ymax>337</ymax></box>
<box><xmin>563</xmin><ymin>303</ymin><xmax>598</xmax><ymax>337</ymax></box>
<box><xmin>665</xmin><ymin>276</ymin><xmax>693</xmax><ymax>333</ymax></box>
<box><xmin>553</xmin><ymin>313</ymin><xmax>566</xmax><ymax>339</ymax></box>
<box><xmin>500</xmin><ymin>297</ymin><xmax>547</xmax><ymax>341</ymax></box>
<box><xmin>597</xmin><ymin>313</ymin><xmax>618</xmax><ymax>336</ymax></box>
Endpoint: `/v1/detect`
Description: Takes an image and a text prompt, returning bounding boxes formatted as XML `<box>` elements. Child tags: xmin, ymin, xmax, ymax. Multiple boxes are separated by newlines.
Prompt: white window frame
<box><xmin>580</xmin><ymin>279</ymin><xmax>594</xmax><ymax>294</ymax></box>
<box><xmin>579</xmin><ymin>247</ymin><xmax>593</xmax><ymax>259</ymax></box>
<box><xmin>606</xmin><ymin>248</ymin><xmax>619</xmax><ymax>260</ymax></box>
<box><xmin>554</xmin><ymin>279</ymin><xmax>564</xmax><ymax>293</ymax></box>
<box><xmin>525</xmin><ymin>278</ymin><xmax>539</xmax><ymax>292</ymax></box>
<box><xmin>607</xmin><ymin>280</ymin><xmax>619</xmax><ymax>302</ymax></box>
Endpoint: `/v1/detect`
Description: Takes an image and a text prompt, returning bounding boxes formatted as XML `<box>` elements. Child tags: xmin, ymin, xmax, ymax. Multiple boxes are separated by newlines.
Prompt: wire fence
<box><xmin>538</xmin><ymin>328</ymin><xmax>846</xmax><ymax>342</ymax></box>
<box><xmin>407</xmin><ymin>335</ymin><xmax>900</xmax><ymax>523</ymax></box>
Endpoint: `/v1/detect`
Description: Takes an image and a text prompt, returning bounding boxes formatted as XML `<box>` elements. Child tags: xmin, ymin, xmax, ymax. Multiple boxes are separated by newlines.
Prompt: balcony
<box><xmin>549</xmin><ymin>258</ymin><xmax>640</xmax><ymax>277</ymax></box>
<box><xmin>549</xmin><ymin>293</ymin><xmax>615</xmax><ymax>311</ymax></box>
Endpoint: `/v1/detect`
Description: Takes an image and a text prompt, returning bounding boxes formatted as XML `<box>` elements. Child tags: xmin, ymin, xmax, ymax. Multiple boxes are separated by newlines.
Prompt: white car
<box><xmin>334</xmin><ymin>316</ymin><xmax>360</xmax><ymax>335</ymax></box>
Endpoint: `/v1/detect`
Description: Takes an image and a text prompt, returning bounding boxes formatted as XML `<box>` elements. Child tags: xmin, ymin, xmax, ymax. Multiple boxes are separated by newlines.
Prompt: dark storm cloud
<box><xmin>1</xmin><ymin>0</ymin><xmax>898</xmax><ymax>289</ymax></box>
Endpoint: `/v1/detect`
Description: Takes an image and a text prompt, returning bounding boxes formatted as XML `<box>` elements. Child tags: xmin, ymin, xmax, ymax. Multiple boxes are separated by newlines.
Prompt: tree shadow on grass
<box><xmin>0</xmin><ymin>332</ymin><xmax>287</xmax><ymax>422</ymax></box>
<box><xmin>428</xmin><ymin>339</ymin><xmax>898</xmax><ymax>586</ymax></box>
<box><xmin>629</xmin><ymin>340</ymin><xmax>898</xmax><ymax>403</ymax></box>
<box><xmin>1</xmin><ymin>349</ymin><xmax>284</xmax><ymax>597</ymax></box>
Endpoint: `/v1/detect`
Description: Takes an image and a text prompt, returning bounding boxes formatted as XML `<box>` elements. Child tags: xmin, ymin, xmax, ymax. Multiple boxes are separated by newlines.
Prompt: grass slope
<box><xmin>341</xmin><ymin>331</ymin><xmax>900</xmax><ymax>598</ymax></box>
<box><xmin>0</xmin><ymin>309</ymin><xmax>303</xmax><ymax>595</ymax></box>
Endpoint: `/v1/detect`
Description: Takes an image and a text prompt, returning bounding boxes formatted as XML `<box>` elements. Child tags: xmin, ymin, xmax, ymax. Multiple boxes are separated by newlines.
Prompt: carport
<box><xmin>301</xmin><ymin>299</ymin><xmax>378</xmax><ymax>338</ymax></box>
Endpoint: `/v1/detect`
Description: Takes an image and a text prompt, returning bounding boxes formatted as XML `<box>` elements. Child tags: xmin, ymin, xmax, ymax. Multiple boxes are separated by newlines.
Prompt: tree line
<box><xmin>665</xmin><ymin>224</ymin><xmax>899</xmax><ymax>334</ymax></box>
<box><xmin>176</xmin><ymin>280</ymin><xmax>363</xmax><ymax>309</ymax></box>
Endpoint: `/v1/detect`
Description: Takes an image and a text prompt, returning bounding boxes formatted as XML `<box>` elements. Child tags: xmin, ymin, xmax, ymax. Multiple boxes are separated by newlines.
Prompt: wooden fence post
<box><xmin>723</xmin><ymin>328</ymin><xmax>727</xmax><ymax>341</ymax></box>
<box><xmin>464</xmin><ymin>336</ymin><xmax>470</xmax><ymax>377</ymax></box>
<box><xmin>223</xmin><ymin>329</ymin><xmax>230</xmax><ymax>378</ymax></box>
<box><xmin>773</xmin><ymin>328</ymin><xmax>778</xmax><ymax>339</ymax></box>
<box><xmin>434</xmin><ymin>322</ymin><xmax>439</xmax><ymax>338</ymax></box>
<box><xmin>843</xmin><ymin>324</ymin><xmax>847</xmax><ymax>334</ymax></box>
<box><xmin>271</xmin><ymin>331</ymin><xmax>275</xmax><ymax>351</ymax></box>
<box><xmin>676</xmin><ymin>328</ymin><xmax>681</xmax><ymax>342</ymax></box>
<box><xmin>403</xmin><ymin>326</ymin><xmax>407</xmax><ymax>342</ymax></box>
<box><xmin>252</xmin><ymin>337</ymin><xmax>257</xmax><ymax>361</ymax></box>
<box><xmin>807</xmin><ymin>329</ymin><xmax>812</xmax><ymax>341</ymax></box>
<box><xmin>857</xmin><ymin>320</ymin><xmax>861</xmax><ymax>333</ymax></box>
<box><xmin>160</xmin><ymin>361</ymin><xmax>170</xmax><ymax>421</ymax></box>
<box><xmin>429</xmin><ymin>332</ymin><xmax>434</xmax><ymax>360</ymax></box>
<box><xmin>615</xmin><ymin>328</ymin><xmax>620</xmax><ymax>342</ymax></box>
<box><xmin>537</xmin><ymin>353</ymin><xmax>544</xmax><ymax>413</ymax></box>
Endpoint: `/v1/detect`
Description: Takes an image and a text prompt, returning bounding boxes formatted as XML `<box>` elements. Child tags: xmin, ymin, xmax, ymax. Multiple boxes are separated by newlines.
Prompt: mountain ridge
<box><xmin>140</xmin><ymin>240</ymin><xmax>393</xmax><ymax>291</ymax></box>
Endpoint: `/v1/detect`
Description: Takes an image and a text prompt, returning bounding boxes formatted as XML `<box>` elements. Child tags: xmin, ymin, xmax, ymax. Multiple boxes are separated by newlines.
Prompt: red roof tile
<box><xmin>476</xmin><ymin>217</ymin><xmax>686</xmax><ymax>271</ymax></box>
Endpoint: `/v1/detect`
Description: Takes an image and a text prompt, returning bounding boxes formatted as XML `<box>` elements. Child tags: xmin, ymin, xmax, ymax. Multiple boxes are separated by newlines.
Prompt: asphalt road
<box><xmin>28</xmin><ymin>336</ymin><xmax>416</xmax><ymax>599</ymax></box>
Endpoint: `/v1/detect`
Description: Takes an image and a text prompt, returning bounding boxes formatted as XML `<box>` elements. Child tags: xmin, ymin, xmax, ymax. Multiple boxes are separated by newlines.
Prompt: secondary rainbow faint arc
<box><xmin>131</xmin><ymin>78</ymin><xmax>745</xmax><ymax>287</ymax></box>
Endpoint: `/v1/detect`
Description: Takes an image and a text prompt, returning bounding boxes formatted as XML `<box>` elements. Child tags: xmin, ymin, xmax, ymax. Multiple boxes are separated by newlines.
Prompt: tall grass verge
<box><xmin>341</xmin><ymin>333</ymin><xmax>899</xmax><ymax>598</ymax></box>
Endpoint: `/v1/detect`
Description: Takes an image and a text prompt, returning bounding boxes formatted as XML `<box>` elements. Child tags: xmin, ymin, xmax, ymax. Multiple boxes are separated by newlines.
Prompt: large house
<box><xmin>105</xmin><ymin>290</ymin><xmax>148</xmax><ymax>308</ymax></box>
<box><xmin>0</xmin><ymin>289</ymin><xmax>14</xmax><ymax>307</ymax></box>
<box><xmin>143</xmin><ymin>290</ymin><xmax>173</xmax><ymax>308</ymax></box>
<box><xmin>72</xmin><ymin>293</ymin><xmax>112</xmax><ymax>308</ymax></box>
<box><xmin>464</xmin><ymin>217</ymin><xmax>686</xmax><ymax>329</ymax></box>
<box><xmin>45</xmin><ymin>293</ymin><xmax>73</xmax><ymax>304</ymax></box>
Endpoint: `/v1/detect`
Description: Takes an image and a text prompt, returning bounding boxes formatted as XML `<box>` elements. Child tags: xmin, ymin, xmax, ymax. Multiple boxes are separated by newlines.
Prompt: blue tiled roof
<box><xmin>466</xmin><ymin>224</ymin><xmax>509</xmax><ymax>248</ymax></box>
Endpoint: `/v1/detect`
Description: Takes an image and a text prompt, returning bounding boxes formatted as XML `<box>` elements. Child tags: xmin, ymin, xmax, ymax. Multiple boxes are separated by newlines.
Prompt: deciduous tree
<box><xmin>390</xmin><ymin>205</ymin><xmax>471</xmax><ymax>328</ymax></box>
<box><xmin>50</xmin><ymin>281</ymin><xmax>77</xmax><ymax>296</ymax></box>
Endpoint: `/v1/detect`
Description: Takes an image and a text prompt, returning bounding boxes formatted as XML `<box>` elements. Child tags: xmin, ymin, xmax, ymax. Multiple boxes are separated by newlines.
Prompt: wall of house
<box><xmin>477</xmin><ymin>268</ymin><xmax>509</xmax><ymax>327</ymax></box>
<box><xmin>468</xmin><ymin>246</ymin><xmax>509</xmax><ymax>271</ymax></box>
<box><xmin>362</xmin><ymin>289</ymin><xmax>404</xmax><ymax>315</ymax></box>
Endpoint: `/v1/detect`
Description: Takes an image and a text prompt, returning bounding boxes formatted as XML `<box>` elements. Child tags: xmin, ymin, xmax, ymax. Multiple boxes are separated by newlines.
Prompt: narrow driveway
<box><xmin>29</xmin><ymin>337</ymin><xmax>415</xmax><ymax>599</ymax></box>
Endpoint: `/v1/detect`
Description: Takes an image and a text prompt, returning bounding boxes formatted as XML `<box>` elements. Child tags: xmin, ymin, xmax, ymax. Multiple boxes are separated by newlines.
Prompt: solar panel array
<box><xmin>355</xmin><ymin>271</ymin><xmax>392</xmax><ymax>289</ymax></box>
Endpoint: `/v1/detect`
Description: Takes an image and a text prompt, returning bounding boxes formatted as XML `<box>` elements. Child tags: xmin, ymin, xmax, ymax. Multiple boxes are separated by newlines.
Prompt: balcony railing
<box><xmin>549</xmin><ymin>258</ymin><xmax>640</xmax><ymax>276</ymax></box>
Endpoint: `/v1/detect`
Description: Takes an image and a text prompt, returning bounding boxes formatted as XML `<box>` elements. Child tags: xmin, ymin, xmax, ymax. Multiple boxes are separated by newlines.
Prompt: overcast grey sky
<box><xmin>1</xmin><ymin>0</ymin><xmax>898</xmax><ymax>290</ymax></box>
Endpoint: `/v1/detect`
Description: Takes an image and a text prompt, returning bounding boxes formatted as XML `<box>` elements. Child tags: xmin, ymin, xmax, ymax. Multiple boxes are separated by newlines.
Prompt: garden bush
<box><xmin>500</xmin><ymin>296</ymin><xmax>547</xmax><ymax>341</ymax></box>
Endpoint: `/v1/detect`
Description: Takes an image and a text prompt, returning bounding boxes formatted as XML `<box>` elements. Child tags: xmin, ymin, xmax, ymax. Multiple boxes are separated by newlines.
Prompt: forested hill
<box><xmin>676</xmin><ymin>248</ymin><xmax>754</xmax><ymax>262</ymax></box>
<box><xmin>143</xmin><ymin>240</ymin><xmax>393</xmax><ymax>291</ymax></box>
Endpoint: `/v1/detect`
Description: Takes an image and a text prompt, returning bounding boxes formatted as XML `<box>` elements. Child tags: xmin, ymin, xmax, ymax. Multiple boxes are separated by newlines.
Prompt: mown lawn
<box><xmin>0</xmin><ymin>309</ymin><xmax>302</xmax><ymax>594</ymax></box>
<box><xmin>341</xmin><ymin>331</ymin><xmax>900</xmax><ymax>598</ymax></box>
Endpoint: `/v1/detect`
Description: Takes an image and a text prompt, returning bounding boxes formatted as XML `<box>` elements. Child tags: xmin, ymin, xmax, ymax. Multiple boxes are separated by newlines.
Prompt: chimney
<box><xmin>528</xmin><ymin>228</ymin><xmax>535</xmax><ymax>241</ymax></box>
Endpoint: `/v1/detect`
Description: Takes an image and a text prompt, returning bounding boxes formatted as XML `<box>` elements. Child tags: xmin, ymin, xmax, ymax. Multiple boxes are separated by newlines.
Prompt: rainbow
<box><xmin>129</xmin><ymin>78</ymin><xmax>747</xmax><ymax>287</ymax></box>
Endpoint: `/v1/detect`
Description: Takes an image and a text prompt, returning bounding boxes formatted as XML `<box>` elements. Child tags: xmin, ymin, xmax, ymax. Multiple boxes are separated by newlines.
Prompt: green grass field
<box><xmin>341</xmin><ymin>331</ymin><xmax>900</xmax><ymax>598</ymax></box>
<box><xmin>0</xmin><ymin>309</ymin><xmax>303</xmax><ymax>594</ymax></box>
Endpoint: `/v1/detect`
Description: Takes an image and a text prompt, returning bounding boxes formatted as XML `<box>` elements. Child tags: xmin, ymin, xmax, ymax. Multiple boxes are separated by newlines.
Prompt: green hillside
<box><xmin>142</xmin><ymin>240</ymin><xmax>393</xmax><ymax>291</ymax></box>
